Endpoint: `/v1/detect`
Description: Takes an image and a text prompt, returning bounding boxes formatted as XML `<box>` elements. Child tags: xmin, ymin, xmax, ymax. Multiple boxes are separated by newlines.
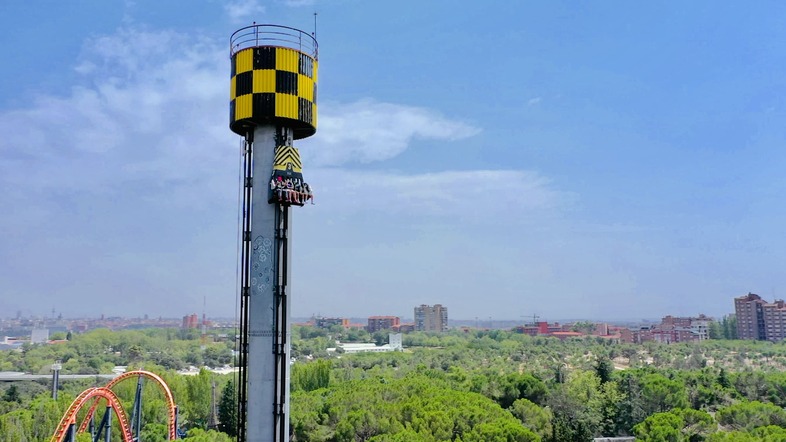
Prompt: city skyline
<box><xmin>3</xmin><ymin>1</ymin><xmax>786</xmax><ymax>320</ymax></box>
<box><xmin>0</xmin><ymin>306</ymin><xmax>729</xmax><ymax>326</ymax></box>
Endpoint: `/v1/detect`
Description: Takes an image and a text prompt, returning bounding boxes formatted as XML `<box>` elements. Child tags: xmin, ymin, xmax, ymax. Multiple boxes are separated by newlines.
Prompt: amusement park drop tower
<box><xmin>229</xmin><ymin>25</ymin><xmax>318</xmax><ymax>442</ymax></box>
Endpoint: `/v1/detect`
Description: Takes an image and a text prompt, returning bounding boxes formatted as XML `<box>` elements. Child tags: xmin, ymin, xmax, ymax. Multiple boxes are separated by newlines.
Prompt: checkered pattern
<box><xmin>230</xmin><ymin>46</ymin><xmax>318</xmax><ymax>139</ymax></box>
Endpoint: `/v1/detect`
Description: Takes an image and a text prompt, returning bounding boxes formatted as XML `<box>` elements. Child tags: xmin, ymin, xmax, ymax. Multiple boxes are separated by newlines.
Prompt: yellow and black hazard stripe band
<box><xmin>229</xmin><ymin>46</ymin><xmax>318</xmax><ymax>139</ymax></box>
<box><xmin>273</xmin><ymin>146</ymin><xmax>303</xmax><ymax>172</ymax></box>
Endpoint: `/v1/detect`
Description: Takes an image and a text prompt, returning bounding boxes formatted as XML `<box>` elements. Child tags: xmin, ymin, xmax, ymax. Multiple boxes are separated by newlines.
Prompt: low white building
<box><xmin>328</xmin><ymin>333</ymin><xmax>403</xmax><ymax>354</ymax></box>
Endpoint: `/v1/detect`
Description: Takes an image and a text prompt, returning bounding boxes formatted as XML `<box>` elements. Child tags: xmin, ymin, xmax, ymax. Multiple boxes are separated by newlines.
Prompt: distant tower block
<box><xmin>230</xmin><ymin>31</ymin><xmax>318</xmax><ymax>139</ymax></box>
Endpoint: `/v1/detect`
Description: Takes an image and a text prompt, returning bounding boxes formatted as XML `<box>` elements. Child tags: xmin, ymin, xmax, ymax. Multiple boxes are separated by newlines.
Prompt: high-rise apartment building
<box><xmin>762</xmin><ymin>300</ymin><xmax>786</xmax><ymax>341</ymax></box>
<box><xmin>735</xmin><ymin>293</ymin><xmax>766</xmax><ymax>340</ymax></box>
<box><xmin>414</xmin><ymin>304</ymin><xmax>448</xmax><ymax>332</ymax></box>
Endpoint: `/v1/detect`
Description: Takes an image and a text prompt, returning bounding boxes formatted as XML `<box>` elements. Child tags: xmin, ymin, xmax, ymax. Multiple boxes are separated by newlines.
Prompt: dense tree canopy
<box><xmin>5</xmin><ymin>326</ymin><xmax>786</xmax><ymax>441</ymax></box>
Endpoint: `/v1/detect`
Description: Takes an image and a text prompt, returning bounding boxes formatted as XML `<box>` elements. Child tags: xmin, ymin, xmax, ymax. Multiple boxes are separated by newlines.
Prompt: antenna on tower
<box><xmin>313</xmin><ymin>12</ymin><xmax>318</xmax><ymax>38</ymax></box>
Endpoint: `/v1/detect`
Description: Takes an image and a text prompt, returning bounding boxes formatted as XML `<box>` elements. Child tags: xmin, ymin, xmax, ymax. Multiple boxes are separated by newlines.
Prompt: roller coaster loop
<box><xmin>50</xmin><ymin>369</ymin><xmax>179</xmax><ymax>442</ymax></box>
<box><xmin>49</xmin><ymin>387</ymin><xmax>134</xmax><ymax>442</ymax></box>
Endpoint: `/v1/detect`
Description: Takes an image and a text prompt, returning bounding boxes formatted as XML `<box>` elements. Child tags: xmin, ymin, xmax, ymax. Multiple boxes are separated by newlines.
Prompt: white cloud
<box><xmin>528</xmin><ymin>97</ymin><xmax>541</xmax><ymax>106</ymax></box>
<box><xmin>0</xmin><ymin>27</ymin><xmax>230</xmax><ymax>204</ymax></box>
<box><xmin>283</xmin><ymin>0</ymin><xmax>316</xmax><ymax>6</ymax></box>
<box><xmin>301</xmin><ymin>99</ymin><xmax>481</xmax><ymax>166</ymax></box>
<box><xmin>224</xmin><ymin>0</ymin><xmax>266</xmax><ymax>24</ymax></box>
<box><xmin>306</xmin><ymin>168</ymin><xmax>569</xmax><ymax>222</ymax></box>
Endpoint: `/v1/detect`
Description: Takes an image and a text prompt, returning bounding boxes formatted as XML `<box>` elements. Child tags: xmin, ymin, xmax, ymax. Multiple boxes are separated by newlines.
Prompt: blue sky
<box><xmin>2</xmin><ymin>0</ymin><xmax>786</xmax><ymax>322</ymax></box>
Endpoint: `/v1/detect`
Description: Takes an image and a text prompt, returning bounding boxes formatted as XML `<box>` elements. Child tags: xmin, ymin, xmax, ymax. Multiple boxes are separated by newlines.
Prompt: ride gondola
<box><xmin>267</xmin><ymin>145</ymin><xmax>313</xmax><ymax>206</ymax></box>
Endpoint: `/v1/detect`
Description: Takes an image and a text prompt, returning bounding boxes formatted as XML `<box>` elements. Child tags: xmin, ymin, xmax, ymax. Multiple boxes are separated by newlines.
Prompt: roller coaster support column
<box><xmin>104</xmin><ymin>406</ymin><xmax>112</xmax><ymax>442</ymax></box>
<box><xmin>65</xmin><ymin>424</ymin><xmax>75</xmax><ymax>442</ymax></box>
<box><xmin>93</xmin><ymin>405</ymin><xmax>112</xmax><ymax>442</ymax></box>
<box><xmin>175</xmin><ymin>405</ymin><xmax>180</xmax><ymax>439</ymax></box>
<box><xmin>130</xmin><ymin>375</ymin><xmax>143</xmax><ymax>440</ymax></box>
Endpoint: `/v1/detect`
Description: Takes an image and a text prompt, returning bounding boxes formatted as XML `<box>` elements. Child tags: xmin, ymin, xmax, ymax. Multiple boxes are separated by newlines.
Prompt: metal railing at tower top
<box><xmin>230</xmin><ymin>24</ymin><xmax>318</xmax><ymax>60</ymax></box>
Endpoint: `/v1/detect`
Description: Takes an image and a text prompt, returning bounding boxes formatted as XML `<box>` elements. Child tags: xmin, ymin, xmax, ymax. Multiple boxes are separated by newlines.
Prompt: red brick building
<box><xmin>182</xmin><ymin>314</ymin><xmax>199</xmax><ymax>329</ymax></box>
<box><xmin>621</xmin><ymin>315</ymin><xmax>711</xmax><ymax>344</ymax></box>
<box><xmin>367</xmin><ymin>316</ymin><xmax>400</xmax><ymax>333</ymax></box>
<box><xmin>735</xmin><ymin>292</ymin><xmax>766</xmax><ymax>340</ymax></box>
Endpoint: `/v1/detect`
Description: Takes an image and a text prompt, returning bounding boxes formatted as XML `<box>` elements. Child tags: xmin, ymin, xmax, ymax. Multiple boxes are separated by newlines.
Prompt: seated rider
<box><xmin>303</xmin><ymin>183</ymin><xmax>314</xmax><ymax>204</ymax></box>
<box><xmin>276</xmin><ymin>177</ymin><xmax>286</xmax><ymax>201</ymax></box>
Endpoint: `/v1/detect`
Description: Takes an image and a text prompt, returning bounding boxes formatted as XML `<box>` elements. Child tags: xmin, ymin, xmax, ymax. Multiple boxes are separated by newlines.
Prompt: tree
<box><xmin>594</xmin><ymin>356</ymin><xmax>614</xmax><ymax>384</ymax></box>
<box><xmin>292</xmin><ymin>359</ymin><xmax>331</xmax><ymax>392</ymax></box>
<box><xmin>721</xmin><ymin>316</ymin><xmax>738</xmax><ymax>340</ymax></box>
<box><xmin>29</xmin><ymin>398</ymin><xmax>63</xmax><ymax>441</ymax></box>
<box><xmin>709</xmin><ymin>321</ymin><xmax>723</xmax><ymax>340</ymax></box>
<box><xmin>707</xmin><ymin>426</ymin><xmax>786</xmax><ymax>441</ymax></box>
<box><xmin>572</xmin><ymin>321</ymin><xmax>596</xmax><ymax>335</ymax></box>
<box><xmin>640</xmin><ymin>373</ymin><xmax>689</xmax><ymax>415</ymax></box>
<box><xmin>547</xmin><ymin>370</ymin><xmax>613</xmax><ymax>441</ymax></box>
<box><xmin>716</xmin><ymin>400</ymin><xmax>786</xmax><ymax>431</ymax></box>
<box><xmin>732</xmin><ymin>371</ymin><xmax>769</xmax><ymax>403</ymax></box>
<box><xmin>368</xmin><ymin>429</ymin><xmax>432</xmax><ymax>441</ymax></box>
<box><xmin>633</xmin><ymin>411</ymin><xmax>683</xmax><ymax>442</ymax></box>
<box><xmin>184</xmin><ymin>368</ymin><xmax>213</xmax><ymax>429</ymax></box>
<box><xmin>718</xmin><ymin>368</ymin><xmax>730</xmax><ymax>389</ymax></box>
<box><xmin>203</xmin><ymin>345</ymin><xmax>232</xmax><ymax>368</ymax></box>
<box><xmin>3</xmin><ymin>385</ymin><xmax>20</xmax><ymax>403</ymax></box>
<box><xmin>635</xmin><ymin>408</ymin><xmax>717</xmax><ymax>442</ymax></box>
<box><xmin>217</xmin><ymin>379</ymin><xmax>237</xmax><ymax>437</ymax></box>
<box><xmin>462</xmin><ymin>421</ymin><xmax>539</xmax><ymax>442</ymax></box>
<box><xmin>493</xmin><ymin>373</ymin><xmax>547</xmax><ymax>408</ymax></box>
<box><xmin>291</xmin><ymin>374</ymin><xmax>539</xmax><ymax>442</ymax></box>
<box><xmin>752</xmin><ymin>426</ymin><xmax>786</xmax><ymax>438</ymax></box>
<box><xmin>510</xmin><ymin>398</ymin><xmax>551</xmax><ymax>440</ymax></box>
<box><xmin>679</xmin><ymin>408</ymin><xmax>716</xmax><ymax>441</ymax></box>
<box><xmin>127</xmin><ymin>344</ymin><xmax>145</xmax><ymax>362</ymax></box>
<box><xmin>140</xmin><ymin>423</ymin><xmax>169</xmax><ymax>441</ymax></box>
<box><xmin>0</xmin><ymin>409</ymin><xmax>33</xmax><ymax>442</ymax></box>
<box><xmin>184</xmin><ymin>428</ymin><xmax>234</xmax><ymax>441</ymax></box>
<box><xmin>75</xmin><ymin>433</ymin><xmax>93</xmax><ymax>442</ymax></box>
<box><xmin>373</xmin><ymin>331</ymin><xmax>389</xmax><ymax>346</ymax></box>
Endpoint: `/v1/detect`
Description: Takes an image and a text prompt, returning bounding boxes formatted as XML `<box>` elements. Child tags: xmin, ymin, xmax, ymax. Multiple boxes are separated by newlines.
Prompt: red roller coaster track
<box><xmin>50</xmin><ymin>369</ymin><xmax>178</xmax><ymax>442</ymax></box>
<box><xmin>49</xmin><ymin>387</ymin><xmax>134</xmax><ymax>442</ymax></box>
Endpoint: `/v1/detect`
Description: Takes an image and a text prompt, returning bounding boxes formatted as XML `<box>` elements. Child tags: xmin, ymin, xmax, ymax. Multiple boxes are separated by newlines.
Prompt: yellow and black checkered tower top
<box><xmin>229</xmin><ymin>24</ymin><xmax>318</xmax><ymax>139</ymax></box>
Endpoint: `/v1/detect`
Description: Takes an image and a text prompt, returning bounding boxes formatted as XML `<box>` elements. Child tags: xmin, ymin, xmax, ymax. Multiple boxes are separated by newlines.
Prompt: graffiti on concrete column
<box><xmin>251</xmin><ymin>236</ymin><xmax>274</xmax><ymax>295</ymax></box>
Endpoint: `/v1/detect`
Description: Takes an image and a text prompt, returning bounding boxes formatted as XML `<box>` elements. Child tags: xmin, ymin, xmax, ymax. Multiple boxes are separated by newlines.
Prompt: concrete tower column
<box><xmin>246</xmin><ymin>125</ymin><xmax>293</xmax><ymax>442</ymax></box>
